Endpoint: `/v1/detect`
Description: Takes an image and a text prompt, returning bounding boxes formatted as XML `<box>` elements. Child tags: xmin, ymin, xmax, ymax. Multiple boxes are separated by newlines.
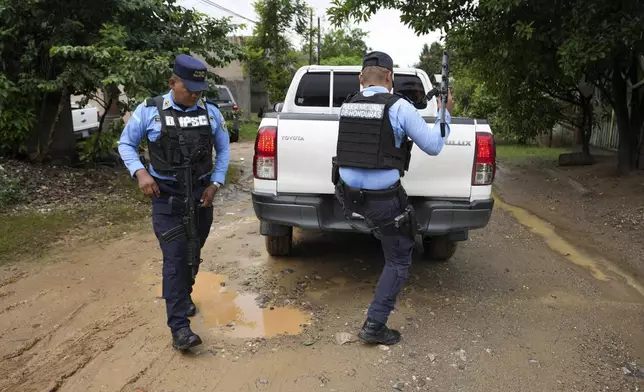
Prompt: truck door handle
<box><xmin>81</xmin><ymin>119</ymin><xmax>86</xmax><ymax>123</ymax></box>
<box><xmin>80</xmin><ymin>111</ymin><xmax>85</xmax><ymax>115</ymax></box>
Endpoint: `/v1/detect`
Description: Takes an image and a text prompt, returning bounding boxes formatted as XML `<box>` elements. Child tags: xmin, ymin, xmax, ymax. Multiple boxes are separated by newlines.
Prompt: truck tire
<box><xmin>422</xmin><ymin>235</ymin><xmax>457</xmax><ymax>261</ymax></box>
<box><xmin>265</xmin><ymin>232</ymin><xmax>292</xmax><ymax>257</ymax></box>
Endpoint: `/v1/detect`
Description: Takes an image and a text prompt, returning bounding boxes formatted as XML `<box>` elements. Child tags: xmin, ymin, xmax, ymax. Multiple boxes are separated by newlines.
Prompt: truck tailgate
<box><xmin>276</xmin><ymin>114</ymin><xmax>475</xmax><ymax>199</ymax></box>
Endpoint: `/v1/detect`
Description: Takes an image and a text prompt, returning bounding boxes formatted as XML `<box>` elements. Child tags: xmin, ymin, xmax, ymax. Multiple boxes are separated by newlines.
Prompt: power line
<box><xmin>197</xmin><ymin>0</ymin><xmax>258</xmax><ymax>23</ymax></box>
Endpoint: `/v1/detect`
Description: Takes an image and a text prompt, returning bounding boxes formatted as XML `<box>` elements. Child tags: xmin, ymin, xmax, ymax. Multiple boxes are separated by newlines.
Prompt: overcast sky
<box><xmin>179</xmin><ymin>0</ymin><xmax>443</xmax><ymax>68</ymax></box>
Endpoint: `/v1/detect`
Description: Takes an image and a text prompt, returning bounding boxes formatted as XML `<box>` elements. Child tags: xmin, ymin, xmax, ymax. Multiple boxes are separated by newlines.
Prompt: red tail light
<box><xmin>253</xmin><ymin>126</ymin><xmax>277</xmax><ymax>180</ymax></box>
<box><xmin>472</xmin><ymin>132</ymin><xmax>496</xmax><ymax>185</ymax></box>
<box><xmin>233</xmin><ymin>104</ymin><xmax>238</xmax><ymax>111</ymax></box>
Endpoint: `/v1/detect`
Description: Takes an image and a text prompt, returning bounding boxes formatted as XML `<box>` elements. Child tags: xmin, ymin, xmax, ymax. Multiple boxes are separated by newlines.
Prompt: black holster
<box><xmin>331</xmin><ymin>156</ymin><xmax>340</xmax><ymax>185</ymax></box>
<box><xmin>379</xmin><ymin>204</ymin><xmax>418</xmax><ymax>238</ymax></box>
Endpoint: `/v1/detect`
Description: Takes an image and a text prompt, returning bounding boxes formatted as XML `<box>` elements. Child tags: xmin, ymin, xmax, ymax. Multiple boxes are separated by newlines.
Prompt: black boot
<box><xmin>187</xmin><ymin>299</ymin><xmax>197</xmax><ymax>317</ymax></box>
<box><xmin>358</xmin><ymin>317</ymin><xmax>401</xmax><ymax>345</ymax></box>
<box><xmin>172</xmin><ymin>327</ymin><xmax>202</xmax><ymax>351</ymax></box>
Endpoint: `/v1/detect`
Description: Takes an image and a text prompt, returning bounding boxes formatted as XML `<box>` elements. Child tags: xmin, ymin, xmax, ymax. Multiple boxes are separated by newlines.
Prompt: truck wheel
<box><xmin>422</xmin><ymin>235</ymin><xmax>457</xmax><ymax>261</ymax></box>
<box><xmin>265</xmin><ymin>231</ymin><xmax>293</xmax><ymax>257</ymax></box>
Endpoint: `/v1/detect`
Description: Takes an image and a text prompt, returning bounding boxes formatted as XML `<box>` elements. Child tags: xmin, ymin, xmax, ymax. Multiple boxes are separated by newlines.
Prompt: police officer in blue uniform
<box><xmin>117</xmin><ymin>54</ymin><xmax>230</xmax><ymax>351</ymax></box>
<box><xmin>332</xmin><ymin>51</ymin><xmax>454</xmax><ymax>345</ymax></box>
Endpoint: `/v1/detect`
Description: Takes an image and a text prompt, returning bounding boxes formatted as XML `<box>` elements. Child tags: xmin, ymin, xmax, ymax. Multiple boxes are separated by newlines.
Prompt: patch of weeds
<box><xmin>226</xmin><ymin>164</ymin><xmax>242</xmax><ymax>185</ymax></box>
<box><xmin>0</xmin><ymin>201</ymin><xmax>150</xmax><ymax>266</ymax></box>
<box><xmin>0</xmin><ymin>170</ymin><xmax>25</xmax><ymax>211</ymax></box>
<box><xmin>0</xmin><ymin>172</ymin><xmax>152</xmax><ymax>265</ymax></box>
<box><xmin>496</xmin><ymin>145</ymin><xmax>569</xmax><ymax>164</ymax></box>
<box><xmin>0</xmin><ymin>211</ymin><xmax>77</xmax><ymax>264</ymax></box>
<box><xmin>239</xmin><ymin>120</ymin><xmax>260</xmax><ymax>141</ymax></box>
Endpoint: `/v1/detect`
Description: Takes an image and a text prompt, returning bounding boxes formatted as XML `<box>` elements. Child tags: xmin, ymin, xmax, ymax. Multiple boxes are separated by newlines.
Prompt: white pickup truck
<box><xmin>251</xmin><ymin>65</ymin><xmax>496</xmax><ymax>261</ymax></box>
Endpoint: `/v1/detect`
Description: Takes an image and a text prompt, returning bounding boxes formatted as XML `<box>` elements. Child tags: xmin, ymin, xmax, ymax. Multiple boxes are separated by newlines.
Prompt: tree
<box><xmin>0</xmin><ymin>0</ymin><xmax>243</xmax><ymax>163</ymax></box>
<box><xmin>329</xmin><ymin>0</ymin><xmax>644</xmax><ymax>173</ymax></box>
<box><xmin>321</xmin><ymin>27</ymin><xmax>369</xmax><ymax>62</ymax></box>
<box><xmin>414</xmin><ymin>42</ymin><xmax>444</xmax><ymax>77</ymax></box>
<box><xmin>244</xmin><ymin>0</ymin><xmax>309</xmax><ymax>103</ymax></box>
<box><xmin>321</xmin><ymin>55</ymin><xmax>363</xmax><ymax>66</ymax></box>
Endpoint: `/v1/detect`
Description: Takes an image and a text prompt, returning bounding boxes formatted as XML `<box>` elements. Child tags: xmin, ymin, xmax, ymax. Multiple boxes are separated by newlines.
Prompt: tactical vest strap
<box><xmin>393</xmin><ymin>92</ymin><xmax>414</xmax><ymax>105</ymax></box>
<box><xmin>145</xmin><ymin>98</ymin><xmax>156</xmax><ymax>107</ymax></box>
<box><xmin>154</xmin><ymin>96</ymin><xmax>165</xmax><ymax>111</ymax></box>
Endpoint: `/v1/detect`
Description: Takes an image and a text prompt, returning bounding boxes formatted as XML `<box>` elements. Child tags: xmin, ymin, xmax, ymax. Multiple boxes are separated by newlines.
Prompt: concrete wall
<box><xmin>225</xmin><ymin>78</ymin><xmax>252</xmax><ymax>119</ymax></box>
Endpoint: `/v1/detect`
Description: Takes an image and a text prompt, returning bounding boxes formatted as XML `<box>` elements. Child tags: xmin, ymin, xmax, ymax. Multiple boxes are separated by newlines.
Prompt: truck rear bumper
<box><xmin>251</xmin><ymin>191</ymin><xmax>494</xmax><ymax>237</ymax></box>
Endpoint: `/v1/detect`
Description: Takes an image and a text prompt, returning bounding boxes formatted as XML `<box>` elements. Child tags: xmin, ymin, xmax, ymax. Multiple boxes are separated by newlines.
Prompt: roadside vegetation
<box><xmin>0</xmin><ymin>168</ymin><xmax>149</xmax><ymax>265</ymax></box>
<box><xmin>496</xmin><ymin>145</ymin><xmax>570</xmax><ymax>164</ymax></box>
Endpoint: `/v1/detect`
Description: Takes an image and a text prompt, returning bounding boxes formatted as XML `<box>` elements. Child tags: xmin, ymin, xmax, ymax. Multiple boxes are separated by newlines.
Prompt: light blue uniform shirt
<box><xmin>339</xmin><ymin>85</ymin><xmax>452</xmax><ymax>190</ymax></box>
<box><xmin>117</xmin><ymin>90</ymin><xmax>230</xmax><ymax>184</ymax></box>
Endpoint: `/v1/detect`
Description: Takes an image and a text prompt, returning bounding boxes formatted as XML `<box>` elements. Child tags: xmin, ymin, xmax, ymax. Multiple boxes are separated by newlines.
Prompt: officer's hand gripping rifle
<box><xmin>424</xmin><ymin>50</ymin><xmax>450</xmax><ymax>137</ymax></box>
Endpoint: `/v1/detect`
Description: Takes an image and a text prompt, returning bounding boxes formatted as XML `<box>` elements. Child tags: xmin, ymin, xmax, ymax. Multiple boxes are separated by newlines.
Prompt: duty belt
<box><xmin>339</xmin><ymin>180</ymin><xmax>407</xmax><ymax>205</ymax></box>
<box><xmin>336</xmin><ymin>180</ymin><xmax>417</xmax><ymax>238</ymax></box>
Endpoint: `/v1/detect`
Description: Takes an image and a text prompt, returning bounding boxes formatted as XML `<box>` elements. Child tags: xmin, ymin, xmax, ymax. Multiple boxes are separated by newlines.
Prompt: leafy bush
<box><xmin>77</xmin><ymin>119</ymin><xmax>124</xmax><ymax>163</ymax></box>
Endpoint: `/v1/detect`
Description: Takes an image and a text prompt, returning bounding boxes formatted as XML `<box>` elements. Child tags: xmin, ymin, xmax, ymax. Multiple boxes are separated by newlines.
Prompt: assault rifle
<box><xmin>160</xmin><ymin>132</ymin><xmax>206</xmax><ymax>281</ymax></box>
<box><xmin>173</xmin><ymin>158</ymin><xmax>200</xmax><ymax>281</ymax></box>
<box><xmin>425</xmin><ymin>50</ymin><xmax>450</xmax><ymax>137</ymax></box>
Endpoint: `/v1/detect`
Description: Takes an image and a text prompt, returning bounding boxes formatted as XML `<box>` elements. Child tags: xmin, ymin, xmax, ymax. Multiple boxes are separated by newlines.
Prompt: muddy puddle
<box><xmin>494</xmin><ymin>194</ymin><xmax>644</xmax><ymax>298</ymax></box>
<box><xmin>155</xmin><ymin>271</ymin><xmax>311</xmax><ymax>339</ymax></box>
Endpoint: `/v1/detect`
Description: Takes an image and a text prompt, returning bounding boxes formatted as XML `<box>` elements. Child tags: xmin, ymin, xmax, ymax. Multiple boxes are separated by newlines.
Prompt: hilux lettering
<box><xmin>445</xmin><ymin>140</ymin><xmax>472</xmax><ymax>146</ymax></box>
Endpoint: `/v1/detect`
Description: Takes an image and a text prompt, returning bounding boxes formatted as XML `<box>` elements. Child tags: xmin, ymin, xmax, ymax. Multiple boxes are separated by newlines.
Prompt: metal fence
<box><xmin>590</xmin><ymin>108</ymin><xmax>619</xmax><ymax>151</ymax></box>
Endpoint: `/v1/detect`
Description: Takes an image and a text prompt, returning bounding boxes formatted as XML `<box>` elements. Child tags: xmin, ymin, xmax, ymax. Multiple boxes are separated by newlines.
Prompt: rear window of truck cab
<box><xmin>294</xmin><ymin>71</ymin><xmax>428</xmax><ymax>110</ymax></box>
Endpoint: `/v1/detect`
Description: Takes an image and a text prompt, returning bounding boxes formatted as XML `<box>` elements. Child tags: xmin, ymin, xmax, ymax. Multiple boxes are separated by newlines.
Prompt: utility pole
<box><xmin>309</xmin><ymin>9</ymin><xmax>313</xmax><ymax>65</ymax></box>
<box><xmin>317</xmin><ymin>17</ymin><xmax>321</xmax><ymax>65</ymax></box>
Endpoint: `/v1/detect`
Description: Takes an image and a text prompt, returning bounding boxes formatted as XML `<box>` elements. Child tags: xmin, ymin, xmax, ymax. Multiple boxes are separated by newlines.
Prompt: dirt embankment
<box><xmin>494</xmin><ymin>151</ymin><xmax>644</xmax><ymax>281</ymax></box>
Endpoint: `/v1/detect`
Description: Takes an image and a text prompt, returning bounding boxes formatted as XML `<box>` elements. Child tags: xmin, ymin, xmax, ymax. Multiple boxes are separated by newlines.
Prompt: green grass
<box><xmin>496</xmin><ymin>145</ymin><xmax>570</xmax><ymax>163</ymax></box>
<box><xmin>0</xmin><ymin>201</ymin><xmax>149</xmax><ymax>265</ymax></box>
<box><xmin>0</xmin><ymin>172</ymin><xmax>151</xmax><ymax>266</ymax></box>
<box><xmin>239</xmin><ymin>120</ymin><xmax>261</xmax><ymax>141</ymax></box>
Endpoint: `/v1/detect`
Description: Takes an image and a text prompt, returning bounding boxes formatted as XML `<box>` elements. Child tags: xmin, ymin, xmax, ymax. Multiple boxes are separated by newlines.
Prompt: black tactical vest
<box><xmin>145</xmin><ymin>96</ymin><xmax>214</xmax><ymax>179</ymax></box>
<box><xmin>335</xmin><ymin>91</ymin><xmax>413</xmax><ymax>175</ymax></box>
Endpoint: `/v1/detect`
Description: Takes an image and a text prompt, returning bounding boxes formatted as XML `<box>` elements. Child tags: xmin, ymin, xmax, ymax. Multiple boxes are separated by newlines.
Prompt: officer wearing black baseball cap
<box><xmin>362</xmin><ymin>51</ymin><xmax>394</xmax><ymax>71</ymax></box>
<box><xmin>333</xmin><ymin>50</ymin><xmax>454</xmax><ymax>346</ymax></box>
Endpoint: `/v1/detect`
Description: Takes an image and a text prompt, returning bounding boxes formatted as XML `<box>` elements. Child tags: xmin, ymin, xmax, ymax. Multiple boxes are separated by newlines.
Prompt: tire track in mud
<box><xmin>117</xmin><ymin>347</ymin><xmax>166</xmax><ymax>392</ymax></box>
<box><xmin>0</xmin><ymin>303</ymin><xmax>148</xmax><ymax>392</ymax></box>
<box><xmin>0</xmin><ymin>271</ymin><xmax>29</xmax><ymax>289</ymax></box>
<box><xmin>0</xmin><ymin>289</ymin><xmax>48</xmax><ymax>316</ymax></box>
<box><xmin>1</xmin><ymin>302</ymin><xmax>86</xmax><ymax>362</ymax></box>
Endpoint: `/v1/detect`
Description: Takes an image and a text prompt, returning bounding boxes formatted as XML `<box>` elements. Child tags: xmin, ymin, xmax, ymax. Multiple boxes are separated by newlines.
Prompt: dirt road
<box><xmin>1</xmin><ymin>142</ymin><xmax>643</xmax><ymax>392</ymax></box>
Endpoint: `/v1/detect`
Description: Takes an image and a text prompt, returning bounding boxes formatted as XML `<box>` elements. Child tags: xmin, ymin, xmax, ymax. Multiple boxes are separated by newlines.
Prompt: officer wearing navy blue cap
<box><xmin>118</xmin><ymin>54</ymin><xmax>231</xmax><ymax>351</ymax></box>
<box><xmin>333</xmin><ymin>51</ymin><xmax>454</xmax><ymax>345</ymax></box>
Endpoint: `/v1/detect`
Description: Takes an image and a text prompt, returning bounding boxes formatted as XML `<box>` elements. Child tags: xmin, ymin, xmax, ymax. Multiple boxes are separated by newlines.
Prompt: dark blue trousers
<box><xmin>151</xmin><ymin>180</ymin><xmax>213</xmax><ymax>333</ymax></box>
<box><xmin>336</xmin><ymin>185</ymin><xmax>416</xmax><ymax>325</ymax></box>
